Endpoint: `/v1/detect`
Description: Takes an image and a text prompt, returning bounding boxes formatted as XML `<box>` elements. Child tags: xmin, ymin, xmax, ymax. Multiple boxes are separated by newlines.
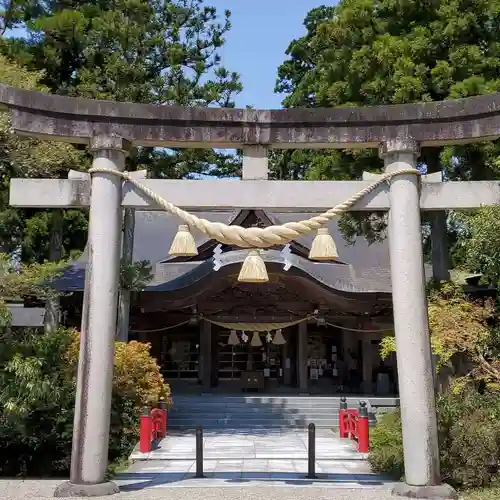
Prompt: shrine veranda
<box><xmin>3</xmin><ymin>83</ymin><xmax>500</xmax><ymax>498</ymax></box>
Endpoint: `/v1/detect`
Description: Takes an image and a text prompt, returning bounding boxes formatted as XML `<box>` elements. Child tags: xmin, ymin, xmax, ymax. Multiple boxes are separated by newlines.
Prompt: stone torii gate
<box><xmin>3</xmin><ymin>85</ymin><xmax>500</xmax><ymax>498</ymax></box>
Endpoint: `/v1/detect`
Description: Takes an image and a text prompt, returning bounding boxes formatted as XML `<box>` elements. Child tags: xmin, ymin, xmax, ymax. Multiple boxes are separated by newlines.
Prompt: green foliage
<box><xmin>452</xmin><ymin>206</ymin><xmax>500</xmax><ymax>286</ymax></box>
<box><xmin>0</xmin><ymin>53</ymin><xmax>90</xmax><ymax>261</ymax></box>
<box><xmin>0</xmin><ymin>252</ymin><xmax>65</xmax><ymax>300</ymax></box>
<box><xmin>0</xmin><ymin>254</ymin><xmax>168</xmax><ymax>476</ymax></box>
<box><xmin>120</xmin><ymin>260</ymin><xmax>153</xmax><ymax>291</ymax></box>
<box><xmin>370</xmin><ymin>388</ymin><xmax>500</xmax><ymax>488</ymax></box>
<box><xmin>379</xmin><ymin>282</ymin><xmax>498</xmax><ymax>385</ymax></box>
<box><xmin>367</xmin><ymin>410</ymin><xmax>404</xmax><ymax>480</ymax></box>
<box><xmin>0</xmin><ymin>321</ymin><xmax>170</xmax><ymax>476</ymax></box>
<box><xmin>1</xmin><ymin>0</ymin><xmax>242</xmax><ymax>180</ymax></box>
<box><xmin>0</xmin><ymin>318</ymin><xmax>77</xmax><ymax>475</ymax></box>
<box><xmin>1</xmin><ymin>1</ymin><xmax>242</xmax><ymax>265</ymax></box>
<box><xmin>274</xmin><ymin>0</ymin><xmax>500</xmax><ymax>241</ymax></box>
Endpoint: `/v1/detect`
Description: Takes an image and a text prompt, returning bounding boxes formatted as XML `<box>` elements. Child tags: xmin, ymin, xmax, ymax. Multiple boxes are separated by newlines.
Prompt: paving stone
<box><xmin>159</xmin><ymin>460</ymin><xmax>194</xmax><ymax>471</ymax></box>
<box><xmin>267</xmin><ymin>461</ymin><xmax>296</xmax><ymax>472</ymax></box>
<box><xmin>242</xmin><ymin>459</ymin><xmax>269</xmax><ymax>472</ymax></box>
<box><xmin>188</xmin><ymin>460</ymin><xmax>219</xmax><ymax>473</ymax></box>
<box><xmin>254</xmin><ymin>452</ymin><xmax>310</xmax><ymax>459</ymax></box>
<box><xmin>344</xmin><ymin>461</ymin><xmax>374</xmax><ymax>474</ymax></box>
<box><xmin>204</xmin><ymin>451</ymin><xmax>256</xmax><ymax>459</ymax></box>
<box><xmin>217</xmin><ymin>460</ymin><xmax>244</xmax><ymax>467</ymax></box>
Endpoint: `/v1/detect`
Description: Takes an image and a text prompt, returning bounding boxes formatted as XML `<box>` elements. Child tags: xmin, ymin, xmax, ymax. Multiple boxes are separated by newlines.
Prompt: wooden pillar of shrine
<box><xmin>297</xmin><ymin>322</ymin><xmax>308</xmax><ymax>392</ymax></box>
<box><xmin>362</xmin><ymin>336</ymin><xmax>374</xmax><ymax>394</ymax></box>
<box><xmin>282</xmin><ymin>329</ymin><xmax>292</xmax><ymax>386</ymax></box>
<box><xmin>199</xmin><ymin>320</ymin><xmax>212</xmax><ymax>391</ymax></box>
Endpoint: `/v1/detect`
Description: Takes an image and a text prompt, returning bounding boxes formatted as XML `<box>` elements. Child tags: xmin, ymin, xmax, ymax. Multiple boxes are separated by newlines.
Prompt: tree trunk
<box><xmin>45</xmin><ymin>210</ymin><xmax>63</xmax><ymax>332</ymax></box>
<box><xmin>116</xmin><ymin>208</ymin><xmax>135</xmax><ymax>341</ymax></box>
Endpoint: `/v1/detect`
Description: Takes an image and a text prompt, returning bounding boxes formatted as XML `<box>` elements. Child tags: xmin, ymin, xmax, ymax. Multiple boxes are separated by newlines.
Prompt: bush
<box><xmin>439</xmin><ymin>390</ymin><xmax>500</xmax><ymax>488</ymax></box>
<box><xmin>0</xmin><ymin>324</ymin><xmax>170</xmax><ymax>477</ymax></box>
<box><xmin>368</xmin><ymin>410</ymin><xmax>404</xmax><ymax>479</ymax></box>
<box><xmin>369</xmin><ymin>388</ymin><xmax>500</xmax><ymax>489</ymax></box>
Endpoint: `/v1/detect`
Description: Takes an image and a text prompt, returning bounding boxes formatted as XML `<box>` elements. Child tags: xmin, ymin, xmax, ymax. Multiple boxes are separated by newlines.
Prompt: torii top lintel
<box><xmin>1</xmin><ymin>84</ymin><xmax>500</xmax><ymax>148</ymax></box>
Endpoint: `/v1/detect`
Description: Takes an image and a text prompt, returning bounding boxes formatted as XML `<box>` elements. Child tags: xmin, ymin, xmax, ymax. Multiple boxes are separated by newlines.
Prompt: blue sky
<box><xmin>209</xmin><ymin>1</ymin><xmax>326</xmax><ymax>109</ymax></box>
<box><xmin>6</xmin><ymin>1</ymin><xmax>326</xmax><ymax>109</ymax></box>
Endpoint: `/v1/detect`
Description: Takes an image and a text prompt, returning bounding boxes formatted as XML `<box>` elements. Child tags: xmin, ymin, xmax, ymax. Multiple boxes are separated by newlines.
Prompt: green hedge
<box><xmin>369</xmin><ymin>389</ymin><xmax>500</xmax><ymax>488</ymax></box>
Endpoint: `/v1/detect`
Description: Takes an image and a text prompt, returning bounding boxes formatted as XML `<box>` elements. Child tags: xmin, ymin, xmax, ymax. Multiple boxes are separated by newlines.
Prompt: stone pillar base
<box><xmin>392</xmin><ymin>482</ymin><xmax>457</xmax><ymax>499</ymax></box>
<box><xmin>54</xmin><ymin>480</ymin><xmax>119</xmax><ymax>497</ymax></box>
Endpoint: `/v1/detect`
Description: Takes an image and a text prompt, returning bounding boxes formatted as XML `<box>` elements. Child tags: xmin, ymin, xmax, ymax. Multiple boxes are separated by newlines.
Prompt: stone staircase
<box><xmin>166</xmin><ymin>395</ymin><xmax>398</xmax><ymax>430</ymax></box>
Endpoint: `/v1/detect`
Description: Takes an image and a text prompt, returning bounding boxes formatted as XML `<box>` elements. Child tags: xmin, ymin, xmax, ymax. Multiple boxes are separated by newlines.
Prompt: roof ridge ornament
<box><xmin>281</xmin><ymin>244</ymin><xmax>292</xmax><ymax>271</ymax></box>
<box><xmin>213</xmin><ymin>244</ymin><xmax>223</xmax><ymax>271</ymax></box>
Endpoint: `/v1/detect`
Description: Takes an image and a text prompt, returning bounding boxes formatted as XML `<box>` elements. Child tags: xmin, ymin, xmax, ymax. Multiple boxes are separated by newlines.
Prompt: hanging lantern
<box><xmin>238</xmin><ymin>249</ymin><xmax>269</xmax><ymax>283</ymax></box>
<box><xmin>272</xmin><ymin>328</ymin><xmax>286</xmax><ymax>345</ymax></box>
<box><xmin>308</xmin><ymin>228</ymin><xmax>338</xmax><ymax>261</ymax></box>
<box><xmin>168</xmin><ymin>225</ymin><xmax>198</xmax><ymax>257</ymax></box>
<box><xmin>250</xmin><ymin>331</ymin><xmax>263</xmax><ymax>347</ymax></box>
<box><xmin>227</xmin><ymin>329</ymin><xmax>240</xmax><ymax>345</ymax></box>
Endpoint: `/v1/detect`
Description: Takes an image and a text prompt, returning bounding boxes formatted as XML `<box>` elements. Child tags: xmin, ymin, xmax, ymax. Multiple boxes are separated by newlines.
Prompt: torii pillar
<box><xmin>55</xmin><ymin>137</ymin><xmax>130</xmax><ymax>498</ymax></box>
<box><xmin>380</xmin><ymin>139</ymin><xmax>456</xmax><ymax>499</ymax></box>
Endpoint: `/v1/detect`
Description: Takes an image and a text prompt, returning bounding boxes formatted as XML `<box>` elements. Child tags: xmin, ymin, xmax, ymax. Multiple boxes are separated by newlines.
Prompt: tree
<box><xmin>274</xmin><ymin>1</ymin><xmax>500</xmax><ymax>241</ymax></box>
<box><xmin>1</xmin><ymin>0</ymin><xmax>242</xmax><ymax>179</ymax></box>
<box><xmin>380</xmin><ymin>282</ymin><xmax>500</xmax><ymax>390</ymax></box>
<box><xmin>0</xmin><ymin>252</ymin><xmax>64</xmax><ymax>299</ymax></box>
<box><xmin>0</xmin><ymin>1</ymin><xmax>242</xmax><ymax>265</ymax></box>
<box><xmin>449</xmin><ymin>207</ymin><xmax>500</xmax><ymax>286</ymax></box>
<box><xmin>0</xmin><ymin>54</ymin><xmax>89</xmax><ymax>262</ymax></box>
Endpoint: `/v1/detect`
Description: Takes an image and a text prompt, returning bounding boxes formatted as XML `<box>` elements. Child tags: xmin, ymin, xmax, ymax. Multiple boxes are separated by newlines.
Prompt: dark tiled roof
<box><xmin>54</xmin><ymin>209</ymin><xmax>432</xmax><ymax>293</ymax></box>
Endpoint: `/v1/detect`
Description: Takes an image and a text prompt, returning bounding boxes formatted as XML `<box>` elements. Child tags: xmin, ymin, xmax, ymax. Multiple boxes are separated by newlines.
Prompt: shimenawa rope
<box><xmin>88</xmin><ymin>167</ymin><xmax>420</xmax><ymax>248</ymax></box>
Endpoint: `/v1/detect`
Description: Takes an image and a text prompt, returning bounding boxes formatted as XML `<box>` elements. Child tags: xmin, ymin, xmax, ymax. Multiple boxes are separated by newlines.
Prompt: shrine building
<box><xmin>55</xmin><ymin>207</ymin><xmax>432</xmax><ymax>397</ymax></box>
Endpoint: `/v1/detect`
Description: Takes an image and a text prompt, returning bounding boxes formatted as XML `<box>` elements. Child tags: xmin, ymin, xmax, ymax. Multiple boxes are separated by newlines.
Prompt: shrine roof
<box><xmin>53</xmin><ymin>209</ymin><xmax>433</xmax><ymax>294</ymax></box>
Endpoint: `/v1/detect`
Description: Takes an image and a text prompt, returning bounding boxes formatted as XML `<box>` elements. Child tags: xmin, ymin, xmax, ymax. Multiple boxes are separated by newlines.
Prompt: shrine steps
<box><xmin>167</xmin><ymin>395</ymin><xmax>398</xmax><ymax>430</ymax></box>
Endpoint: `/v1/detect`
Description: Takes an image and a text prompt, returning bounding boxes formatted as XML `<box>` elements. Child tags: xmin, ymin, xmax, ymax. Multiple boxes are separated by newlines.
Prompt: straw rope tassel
<box><xmin>309</xmin><ymin>227</ymin><xmax>339</xmax><ymax>261</ymax></box>
<box><xmin>238</xmin><ymin>249</ymin><xmax>268</xmax><ymax>283</ymax></box>
<box><xmin>168</xmin><ymin>224</ymin><xmax>198</xmax><ymax>256</ymax></box>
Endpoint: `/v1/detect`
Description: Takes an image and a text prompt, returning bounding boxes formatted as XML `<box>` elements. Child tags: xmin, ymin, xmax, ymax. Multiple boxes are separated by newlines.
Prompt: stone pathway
<box><xmin>117</xmin><ymin>458</ymin><xmax>394</xmax><ymax>489</ymax></box>
<box><xmin>124</xmin><ymin>428</ymin><xmax>391</xmax><ymax>489</ymax></box>
<box><xmin>130</xmin><ymin>428</ymin><xmax>367</xmax><ymax>461</ymax></box>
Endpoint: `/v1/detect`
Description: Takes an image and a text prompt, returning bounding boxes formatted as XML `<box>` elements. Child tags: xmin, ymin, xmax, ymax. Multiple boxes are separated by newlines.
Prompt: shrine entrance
<box><xmin>127</xmin><ymin>260</ymin><xmax>395</xmax><ymax>396</ymax></box>
<box><xmin>215</xmin><ymin>328</ymin><xmax>292</xmax><ymax>389</ymax></box>
<box><xmin>5</xmin><ymin>83</ymin><xmax>491</xmax><ymax>498</ymax></box>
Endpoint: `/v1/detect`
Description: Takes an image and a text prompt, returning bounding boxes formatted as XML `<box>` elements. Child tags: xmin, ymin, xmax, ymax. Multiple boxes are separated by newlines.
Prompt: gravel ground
<box><xmin>0</xmin><ymin>480</ymin><xmax>416</xmax><ymax>500</ymax></box>
<box><xmin>0</xmin><ymin>480</ymin><xmax>469</xmax><ymax>500</ymax></box>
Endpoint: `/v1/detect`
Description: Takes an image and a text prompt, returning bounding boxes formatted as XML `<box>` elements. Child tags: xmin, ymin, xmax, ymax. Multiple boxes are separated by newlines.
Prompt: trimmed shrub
<box><xmin>368</xmin><ymin>409</ymin><xmax>404</xmax><ymax>479</ymax></box>
<box><xmin>0</xmin><ymin>326</ymin><xmax>170</xmax><ymax>476</ymax></box>
<box><xmin>369</xmin><ymin>388</ymin><xmax>500</xmax><ymax>488</ymax></box>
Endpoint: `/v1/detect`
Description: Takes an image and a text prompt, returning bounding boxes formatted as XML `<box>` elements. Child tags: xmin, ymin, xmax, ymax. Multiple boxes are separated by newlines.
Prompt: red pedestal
<box><xmin>357</xmin><ymin>414</ymin><xmax>370</xmax><ymax>453</ymax></box>
<box><xmin>339</xmin><ymin>409</ymin><xmax>347</xmax><ymax>438</ymax></box>
<box><xmin>162</xmin><ymin>409</ymin><xmax>167</xmax><ymax>437</ymax></box>
<box><xmin>139</xmin><ymin>413</ymin><xmax>152</xmax><ymax>453</ymax></box>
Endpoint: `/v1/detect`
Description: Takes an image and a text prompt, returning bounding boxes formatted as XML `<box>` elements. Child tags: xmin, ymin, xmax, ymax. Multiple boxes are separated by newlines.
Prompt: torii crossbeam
<box><xmin>3</xmin><ymin>84</ymin><xmax>497</xmax><ymax>499</ymax></box>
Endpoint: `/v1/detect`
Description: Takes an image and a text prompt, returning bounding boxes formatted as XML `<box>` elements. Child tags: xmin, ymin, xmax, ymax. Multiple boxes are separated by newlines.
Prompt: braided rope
<box><xmin>203</xmin><ymin>315</ymin><xmax>312</xmax><ymax>332</ymax></box>
<box><xmin>88</xmin><ymin>166</ymin><xmax>420</xmax><ymax>248</ymax></box>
